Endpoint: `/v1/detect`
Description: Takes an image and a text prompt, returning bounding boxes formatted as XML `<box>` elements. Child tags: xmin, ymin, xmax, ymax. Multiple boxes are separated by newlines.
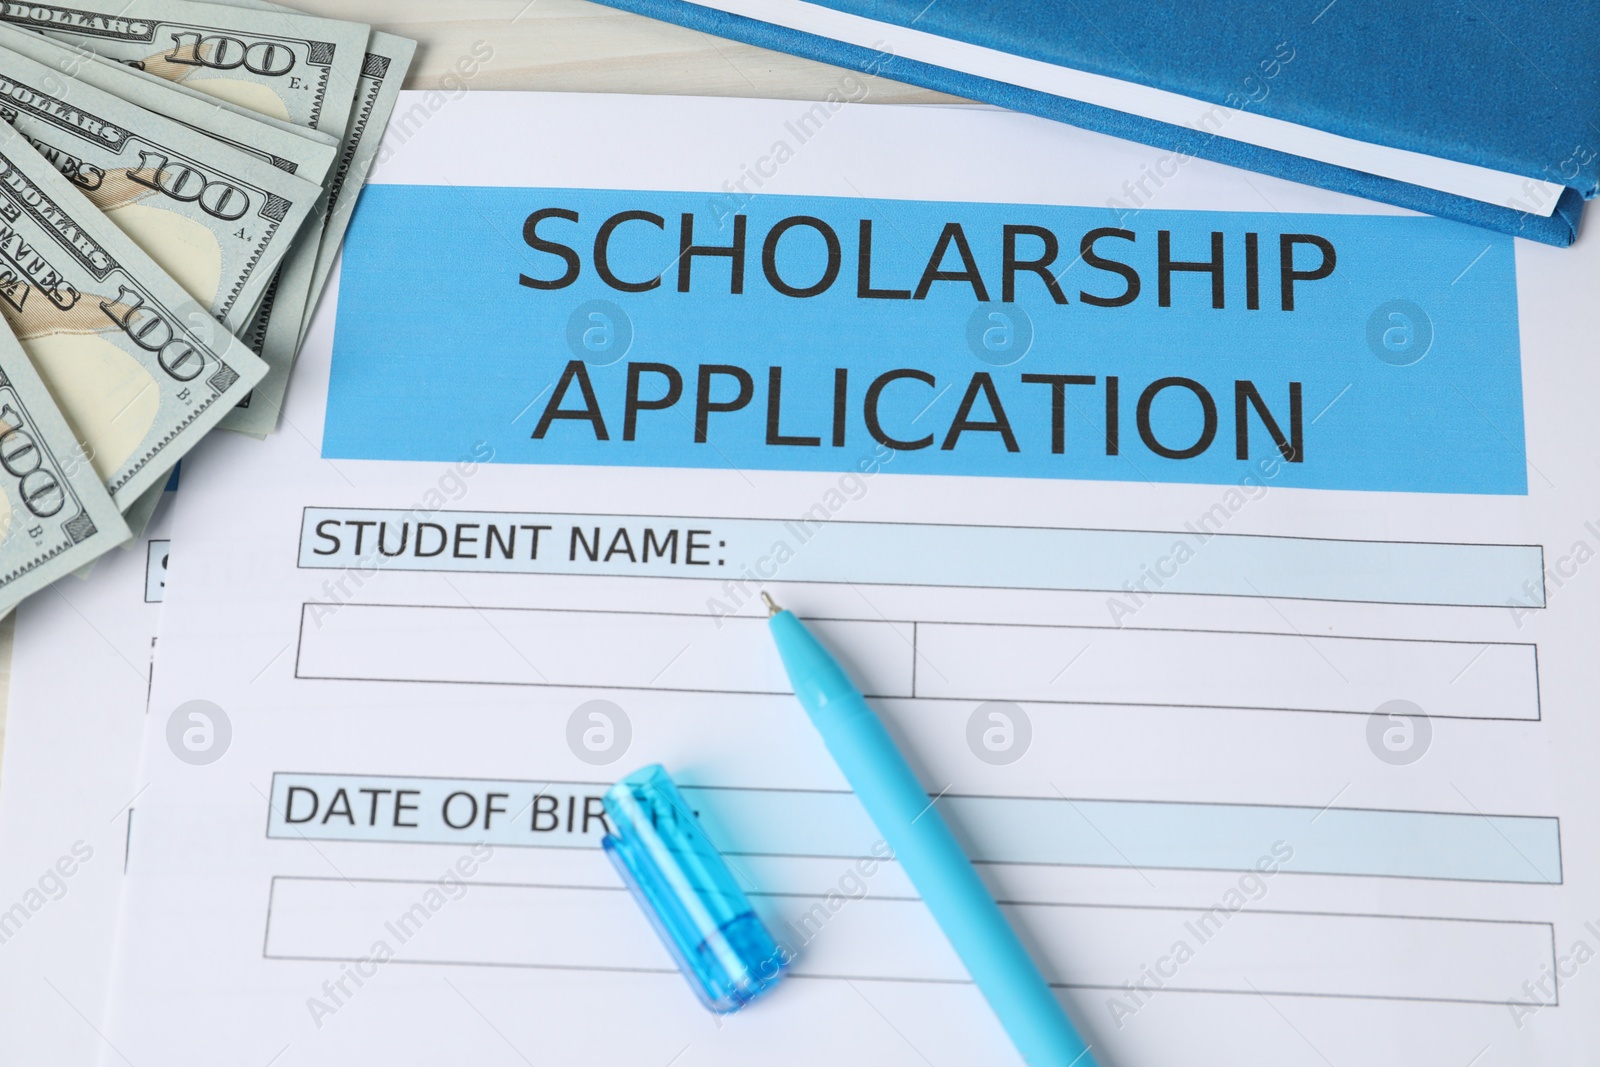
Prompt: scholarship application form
<box><xmin>98</xmin><ymin>91</ymin><xmax>1597</xmax><ymax>1066</ymax></box>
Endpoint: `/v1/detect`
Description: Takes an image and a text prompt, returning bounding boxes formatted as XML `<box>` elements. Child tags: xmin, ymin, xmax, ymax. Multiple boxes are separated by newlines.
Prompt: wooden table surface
<box><xmin>0</xmin><ymin>1</ymin><xmax>953</xmax><ymax>762</ymax></box>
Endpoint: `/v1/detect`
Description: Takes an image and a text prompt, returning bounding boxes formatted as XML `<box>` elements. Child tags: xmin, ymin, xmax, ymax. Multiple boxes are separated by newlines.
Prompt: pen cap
<box><xmin>602</xmin><ymin>765</ymin><xmax>788</xmax><ymax>1012</ymax></box>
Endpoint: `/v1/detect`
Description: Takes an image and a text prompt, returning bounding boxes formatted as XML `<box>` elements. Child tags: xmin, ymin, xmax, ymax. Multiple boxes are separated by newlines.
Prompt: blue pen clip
<box><xmin>602</xmin><ymin>765</ymin><xmax>788</xmax><ymax>1012</ymax></box>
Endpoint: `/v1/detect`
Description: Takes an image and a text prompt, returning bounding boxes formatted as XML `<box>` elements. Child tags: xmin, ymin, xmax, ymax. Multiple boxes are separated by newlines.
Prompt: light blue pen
<box><xmin>763</xmin><ymin>592</ymin><xmax>1096</xmax><ymax>1067</ymax></box>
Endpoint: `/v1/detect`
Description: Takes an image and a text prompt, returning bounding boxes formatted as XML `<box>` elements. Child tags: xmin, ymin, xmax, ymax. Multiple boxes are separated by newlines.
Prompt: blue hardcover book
<box><xmin>595</xmin><ymin>0</ymin><xmax>1597</xmax><ymax>246</ymax></box>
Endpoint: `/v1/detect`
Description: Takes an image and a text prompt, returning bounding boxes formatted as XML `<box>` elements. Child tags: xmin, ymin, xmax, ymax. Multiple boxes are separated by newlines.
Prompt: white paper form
<box><xmin>0</xmin><ymin>490</ymin><xmax>172</xmax><ymax>1064</ymax></box>
<box><xmin>100</xmin><ymin>92</ymin><xmax>1599</xmax><ymax>1066</ymax></box>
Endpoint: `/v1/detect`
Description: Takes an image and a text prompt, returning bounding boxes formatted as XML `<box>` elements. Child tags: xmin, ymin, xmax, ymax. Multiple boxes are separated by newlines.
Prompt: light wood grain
<box><xmin>310</xmin><ymin>0</ymin><xmax>955</xmax><ymax>102</ymax></box>
<box><xmin>0</xmin><ymin>3</ymin><xmax>950</xmax><ymax>768</ymax></box>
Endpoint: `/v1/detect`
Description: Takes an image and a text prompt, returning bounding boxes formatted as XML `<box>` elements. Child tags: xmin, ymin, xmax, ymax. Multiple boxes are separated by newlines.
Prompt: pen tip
<box><xmin>760</xmin><ymin>591</ymin><xmax>781</xmax><ymax>616</ymax></box>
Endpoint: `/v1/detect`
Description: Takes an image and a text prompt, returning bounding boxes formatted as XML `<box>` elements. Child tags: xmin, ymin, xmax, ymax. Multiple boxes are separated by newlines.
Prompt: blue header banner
<box><xmin>326</xmin><ymin>186</ymin><xmax>1526</xmax><ymax>494</ymax></box>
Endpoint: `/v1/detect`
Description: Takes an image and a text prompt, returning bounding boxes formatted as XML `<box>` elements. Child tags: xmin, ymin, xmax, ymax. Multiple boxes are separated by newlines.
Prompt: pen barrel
<box><xmin>812</xmin><ymin>691</ymin><xmax>1095</xmax><ymax>1067</ymax></box>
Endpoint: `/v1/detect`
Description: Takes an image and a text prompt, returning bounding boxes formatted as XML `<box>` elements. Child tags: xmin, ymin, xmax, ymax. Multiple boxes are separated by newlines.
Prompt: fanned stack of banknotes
<box><xmin>0</xmin><ymin>0</ymin><xmax>413</xmax><ymax>613</ymax></box>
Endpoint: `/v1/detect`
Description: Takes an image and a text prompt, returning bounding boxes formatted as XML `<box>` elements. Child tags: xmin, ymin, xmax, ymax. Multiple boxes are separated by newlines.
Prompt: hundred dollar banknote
<box><xmin>0</xmin><ymin>0</ymin><xmax>375</xmax><ymax>436</ymax></box>
<box><xmin>0</xmin><ymin>38</ymin><xmax>322</xmax><ymax>332</ymax></box>
<box><xmin>0</xmin><ymin>24</ymin><xmax>336</xmax><ymax>238</ymax></box>
<box><xmin>0</xmin><ymin>26</ymin><xmax>348</xmax><ymax>434</ymax></box>
<box><xmin>0</xmin><ymin>22</ymin><xmax>339</xmax><ymax>149</ymax></box>
<box><xmin>0</xmin><ymin>123</ymin><xmax>266</xmax><ymax>509</ymax></box>
<box><xmin>0</xmin><ymin>27</ymin><xmax>336</xmax><ymax>542</ymax></box>
<box><xmin>0</xmin><ymin>0</ymin><xmax>369</xmax><ymax>136</ymax></box>
<box><xmin>0</xmin><ymin>315</ymin><xmax>128</xmax><ymax>609</ymax></box>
